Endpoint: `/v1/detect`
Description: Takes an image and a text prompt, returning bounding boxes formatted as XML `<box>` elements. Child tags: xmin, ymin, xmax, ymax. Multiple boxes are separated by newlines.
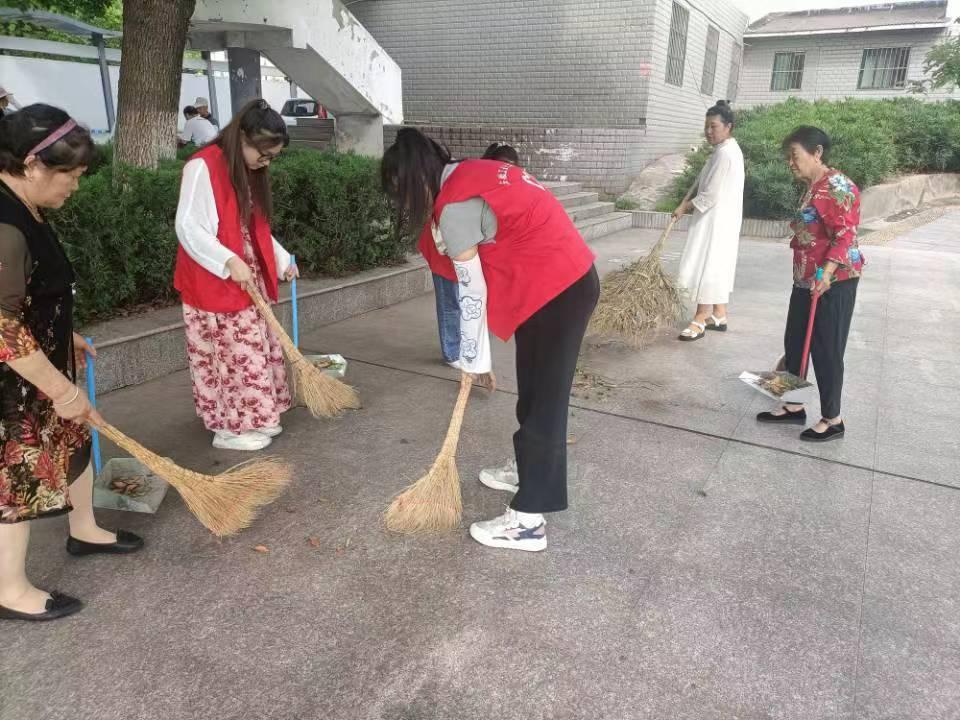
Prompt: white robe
<box><xmin>676</xmin><ymin>138</ymin><xmax>745</xmax><ymax>305</ymax></box>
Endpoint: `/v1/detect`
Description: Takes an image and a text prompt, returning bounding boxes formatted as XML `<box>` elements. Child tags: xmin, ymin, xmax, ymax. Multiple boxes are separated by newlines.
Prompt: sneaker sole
<box><xmin>212</xmin><ymin>439</ymin><xmax>272</xmax><ymax>451</ymax></box>
<box><xmin>478</xmin><ymin>474</ymin><xmax>519</xmax><ymax>493</ymax></box>
<box><xmin>468</xmin><ymin>525</ymin><xmax>546</xmax><ymax>552</ymax></box>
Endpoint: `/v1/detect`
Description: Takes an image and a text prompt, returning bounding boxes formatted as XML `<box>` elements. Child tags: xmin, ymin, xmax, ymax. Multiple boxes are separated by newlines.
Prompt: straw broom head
<box><xmin>97</xmin><ymin>422</ymin><xmax>293</xmax><ymax>537</ymax></box>
<box><xmin>246</xmin><ymin>284</ymin><xmax>360</xmax><ymax>418</ymax></box>
<box><xmin>384</xmin><ymin>374</ymin><xmax>473</xmax><ymax>534</ymax></box>
<box><xmin>588</xmin><ymin>219</ymin><xmax>685</xmax><ymax>346</ymax></box>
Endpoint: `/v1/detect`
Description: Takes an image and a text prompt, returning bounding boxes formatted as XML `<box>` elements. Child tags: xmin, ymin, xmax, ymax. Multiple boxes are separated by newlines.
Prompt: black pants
<box><xmin>783</xmin><ymin>278</ymin><xmax>858</xmax><ymax>419</ymax></box>
<box><xmin>511</xmin><ymin>266</ymin><xmax>600</xmax><ymax>514</ymax></box>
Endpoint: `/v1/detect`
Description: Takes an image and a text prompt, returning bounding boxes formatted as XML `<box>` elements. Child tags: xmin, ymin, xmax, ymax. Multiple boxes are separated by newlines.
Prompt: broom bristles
<box><xmin>97</xmin><ymin>422</ymin><xmax>293</xmax><ymax>537</ymax></box>
<box><xmin>588</xmin><ymin>219</ymin><xmax>685</xmax><ymax>346</ymax></box>
<box><xmin>246</xmin><ymin>284</ymin><xmax>360</xmax><ymax>418</ymax></box>
<box><xmin>384</xmin><ymin>375</ymin><xmax>473</xmax><ymax>535</ymax></box>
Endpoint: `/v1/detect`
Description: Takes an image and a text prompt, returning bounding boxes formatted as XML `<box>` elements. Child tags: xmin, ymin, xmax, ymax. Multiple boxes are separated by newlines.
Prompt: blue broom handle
<box><xmin>84</xmin><ymin>337</ymin><xmax>102</xmax><ymax>475</ymax></box>
<box><xmin>291</xmin><ymin>255</ymin><xmax>299</xmax><ymax>348</ymax></box>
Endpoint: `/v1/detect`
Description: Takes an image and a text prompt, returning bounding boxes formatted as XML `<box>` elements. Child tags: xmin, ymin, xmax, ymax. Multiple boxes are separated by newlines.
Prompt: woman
<box><xmin>175</xmin><ymin>100</ymin><xmax>297</xmax><ymax>452</ymax></box>
<box><xmin>423</xmin><ymin>142</ymin><xmax>521</xmax><ymax>370</ymax></box>
<box><xmin>757</xmin><ymin>126</ymin><xmax>863</xmax><ymax>442</ymax></box>
<box><xmin>674</xmin><ymin>101</ymin><xmax>745</xmax><ymax>341</ymax></box>
<box><xmin>0</xmin><ymin>105</ymin><xmax>143</xmax><ymax>622</ymax></box>
<box><xmin>385</xmin><ymin>128</ymin><xmax>599</xmax><ymax>552</ymax></box>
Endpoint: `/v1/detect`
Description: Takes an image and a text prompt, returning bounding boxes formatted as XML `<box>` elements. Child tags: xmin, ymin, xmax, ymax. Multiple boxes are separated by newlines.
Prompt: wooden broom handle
<box><xmin>245</xmin><ymin>284</ymin><xmax>287</xmax><ymax>338</ymax></box>
<box><xmin>651</xmin><ymin>217</ymin><xmax>678</xmax><ymax>256</ymax></box>
<box><xmin>440</xmin><ymin>374</ymin><xmax>474</xmax><ymax>455</ymax></box>
<box><xmin>91</xmin><ymin>420</ymin><xmax>164</xmax><ymax>467</ymax></box>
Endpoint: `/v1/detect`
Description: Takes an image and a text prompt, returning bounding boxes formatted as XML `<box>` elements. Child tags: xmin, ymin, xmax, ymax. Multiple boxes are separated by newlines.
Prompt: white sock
<box><xmin>514</xmin><ymin>510</ymin><xmax>544</xmax><ymax>527</ymax></box>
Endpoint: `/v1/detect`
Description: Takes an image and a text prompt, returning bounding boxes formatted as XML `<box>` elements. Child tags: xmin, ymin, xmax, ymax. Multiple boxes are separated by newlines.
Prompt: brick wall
<box><xmin>739</xmin><ymin>29</ymin><xmax>960</xmax><ymax>106</ymax></box>
<box><xmin>355</xmin><ymin>0</ymin><xmax>748</xmax><ymax>194</ymax></box>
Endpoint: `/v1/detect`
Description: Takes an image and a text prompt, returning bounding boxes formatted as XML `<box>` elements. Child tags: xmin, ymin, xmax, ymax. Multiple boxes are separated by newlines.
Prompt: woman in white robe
<box><xmin>674</xmin><ymin>101</ymin><xmax>745</xmax><ymax>341</ymax></box>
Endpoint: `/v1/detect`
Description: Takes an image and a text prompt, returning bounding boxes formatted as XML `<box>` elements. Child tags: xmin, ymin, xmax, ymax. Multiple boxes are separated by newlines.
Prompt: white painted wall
<box><xmin>739</xmin><ymin>28</ymin><xmax>960</xmax><ymax>106</ymax></box>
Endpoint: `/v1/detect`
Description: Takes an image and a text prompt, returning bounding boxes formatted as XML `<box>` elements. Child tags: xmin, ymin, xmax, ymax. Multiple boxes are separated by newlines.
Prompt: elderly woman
<box><xmin>757</xmin><ymin>126</ymin><xmax>864</xmax><ymax>442</ymax></box>
<box><xmin>674</xmin><ymin>100</ymin><xmax>745</xmax><ymax>341</ymax></box>
<box><xmin>0</xmin><ymin>105</ymin><xmax>143</xmax><ymax>622</ymax></box>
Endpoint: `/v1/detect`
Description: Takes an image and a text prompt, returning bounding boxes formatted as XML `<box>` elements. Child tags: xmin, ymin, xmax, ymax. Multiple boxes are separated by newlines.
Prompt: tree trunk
<box><xmin>114</xmin><ymin>0</ymin><xmax>196</xmax><ymax>169</ymax></box>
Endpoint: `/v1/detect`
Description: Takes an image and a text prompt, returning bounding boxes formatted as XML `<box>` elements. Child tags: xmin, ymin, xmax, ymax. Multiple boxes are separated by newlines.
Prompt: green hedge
<box><xmin>50</xmin><ymin>148</ymin><xmax>406</xmax><ymax>325</ymax></box>
<box><xmin>656</xmin><ymin>98</ymin><xmax>960</xmax><ymax>219</ymax></box>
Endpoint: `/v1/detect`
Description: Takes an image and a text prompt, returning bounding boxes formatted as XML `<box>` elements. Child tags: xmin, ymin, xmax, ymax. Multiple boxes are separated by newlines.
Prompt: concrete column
<box><xmin>334</xmin><ymin>113</ymin><xmax>384</xmax><ymax>157</ymax></box>
<box><xmin>201</xmin><ymin>51</ymin><xmax>220</xmax><ymax>120</ymax></box>
<box><xmin>92</xmin><ymin>33</ymin><xmax>115</xmax><ymax>132</ymax></box>
<box><xmin>289</xmin><ymin>80</ymin><xmax>298</xmax><ymax>99</ymax></box>
<box><xmin>227</xmin><ymin>47</ymin><xmax>262</xmax><ymax>115</ymax></box>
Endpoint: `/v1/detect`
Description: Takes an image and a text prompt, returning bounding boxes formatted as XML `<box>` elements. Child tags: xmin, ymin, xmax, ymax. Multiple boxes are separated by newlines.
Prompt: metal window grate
<box><xmin>665</xmin><ymin>2</ymin><xmax>689</xmax><ymax>87</ymax></box>
<box><xmin>858</xmin><ymin>47</ymin><xmax>911</xmax><ymax>90</ymax></box>
<box><xmin>770</xmin><ymin>52</ymin><xmax>805</xmax><ymax>91</ymax></box>
<box><xmin>726</xmin><ymin>42</ymin><xmax>741</xmax><ymax>102</ymax></box>
<box><xmin>701</xmin><ymin>26</ymin><xmax>720</xmax><ymax>95</ymax></box>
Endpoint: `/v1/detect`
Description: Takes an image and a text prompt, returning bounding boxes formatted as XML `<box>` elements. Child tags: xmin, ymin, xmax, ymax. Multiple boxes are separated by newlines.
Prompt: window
<box><xmin>727</xmin><ymin>43</ymin><xmax>742</xmax><ymax>102</ymax></box>
<box><xmin>666</xmin><ymin>2</ymin><xmax>690</xmax><ymax>87</ymax></box>
<box><xmin>770</xmin><ymin>52</ymin><xmax>805</xmax><ymax>91</ymax></box>
<box><xmin>858</xmin><ymin>47</ymin><xmax>911</xmax><ymax>89</ymax></box>
<box><xmin>701</xmin><ymin>26</ymin><xmax>720</xmax><ymax>95</ymax></box>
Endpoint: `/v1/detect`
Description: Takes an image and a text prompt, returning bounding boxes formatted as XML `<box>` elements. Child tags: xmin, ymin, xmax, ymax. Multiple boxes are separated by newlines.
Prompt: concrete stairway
<box><xmin>544</xmin><ymin>181</ymin><xmax>633</xmax><ymax>242</ymax></box>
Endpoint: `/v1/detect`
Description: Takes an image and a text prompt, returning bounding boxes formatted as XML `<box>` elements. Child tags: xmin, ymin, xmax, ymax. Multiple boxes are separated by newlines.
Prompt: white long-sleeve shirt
<box><xmin>174</xmin><ymin>158</ymin><xmax>291</xmax><ymax>280</ymax></box>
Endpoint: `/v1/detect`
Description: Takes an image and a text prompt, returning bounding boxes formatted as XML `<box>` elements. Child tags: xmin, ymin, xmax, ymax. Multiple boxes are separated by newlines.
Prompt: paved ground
<box><xmin>4</xmin><ymin>216</ymin><xmax>959</xmax><ymax>720</ymax></box>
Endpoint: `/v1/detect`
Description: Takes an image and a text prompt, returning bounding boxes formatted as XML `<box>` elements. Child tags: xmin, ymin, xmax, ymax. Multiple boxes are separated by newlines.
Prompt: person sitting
<box><xmin>178</xmin><ymin>106</ymin><xmax>218</xmax><ymax>148</ymax></box>
<box><xmin>481</xmin><ymin>142</ymin><xmax>520</xmax><ymax>165</ymax></box>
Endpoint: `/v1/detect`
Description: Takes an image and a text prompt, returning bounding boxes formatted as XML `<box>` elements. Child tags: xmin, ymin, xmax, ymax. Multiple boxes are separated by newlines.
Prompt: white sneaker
<box><xmin>479</xmin><ymin>459</ymin><xmax>519</xmax><ymax>493</ymax></box>
<box><xmin>469</xmin><ymin>508</ymin><xmax>546</xmax><ymax>552</ymax></box>
<box><xmin>255</xmin><ymin>426</ymin><xmax>283</xmax><ymax>439</ymax></box>
<box><xmin>447</xmin><ymin>359</ymin><xmax>462</xmax><ymax>371</ymax></box>
<box><xmin>212</xmin><ymin>431</ymin><xmax>272</xmax><ymax>451</ymax></box>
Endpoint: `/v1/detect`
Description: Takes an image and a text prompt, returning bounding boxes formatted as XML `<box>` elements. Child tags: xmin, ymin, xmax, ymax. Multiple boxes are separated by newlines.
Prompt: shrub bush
<box><xmin>656</xmin><ymin>98</ymin><xmax>960</xmax><ymax>219</ymax></box>
<box><xmin>49</xmin><ymin>148</ymin><xmax>407</xmax><ymax>324</ymax></box>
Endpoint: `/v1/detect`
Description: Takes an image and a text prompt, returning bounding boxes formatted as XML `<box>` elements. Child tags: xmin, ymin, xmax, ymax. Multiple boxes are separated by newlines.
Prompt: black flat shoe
<box><xmin>801</xmin><ymin>421</ymin><xmax>845</xmax><ymax>443</ymax></box>
<box><xmin>67</xmin><ymin>529</ymin><xmax>144</xmax><ymax>557</ymax></box>
<box><xmin>756</xmin><ymin>407</ymin><xmax>807</xmax><ymax>424</ymax></box>
<box><xmin>0</xmin><ymin>591</ymin><xmax>83</xmax><ymax>621</ymax></box>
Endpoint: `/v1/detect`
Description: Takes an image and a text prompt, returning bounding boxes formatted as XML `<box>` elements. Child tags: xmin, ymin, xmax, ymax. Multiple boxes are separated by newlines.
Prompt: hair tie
<box><xmin>28</xmin><ymin>119</ymin><xmax>77</xmax><ymax>158</ymax></box>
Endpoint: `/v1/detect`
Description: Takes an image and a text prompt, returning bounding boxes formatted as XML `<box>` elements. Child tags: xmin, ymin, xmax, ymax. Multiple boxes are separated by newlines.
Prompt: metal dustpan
<box><xmin>85</xmin><ymin>340</ymin><xmax>170</xmax><ymax>514</ymax></box>
<box><xmin>740</xmin><ymin>269</ymin><xmax>822</xmax><ymax>405</ymax></box>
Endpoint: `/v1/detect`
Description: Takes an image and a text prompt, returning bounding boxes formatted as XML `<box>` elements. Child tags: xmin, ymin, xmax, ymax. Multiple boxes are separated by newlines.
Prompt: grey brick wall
<box><xmin>739</xmin><ymin>29</ymin><xmax>960</xmax><ymax>106</ymax></box>
<box><xmin>356</xmin><ymin>0</ymin><xmax>748</xmax><ymax>194</ymax></box>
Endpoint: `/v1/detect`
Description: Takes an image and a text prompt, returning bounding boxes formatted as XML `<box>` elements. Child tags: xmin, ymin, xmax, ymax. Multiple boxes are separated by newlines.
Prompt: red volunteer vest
<box><xmin>420</xmin><ymin>160</ymin><xmax>596</xmax><ymax>340</ymax></box>
<box><xmin>173</xmin><ymin>144</ymin><xmax>278</xmax><ymax>313</ymax></box>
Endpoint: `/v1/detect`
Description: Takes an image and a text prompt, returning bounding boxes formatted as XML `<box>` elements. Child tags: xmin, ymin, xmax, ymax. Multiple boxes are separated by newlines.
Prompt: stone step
<box><xmin>543</xmin><ymin>181</ymin><xmax>584</xmax><ymax>197</ymax></box>
<box><xmin>567</xmin><ymin>201</ymin><xmax>616</xmax><ymax>222</ymax></box>
<box><xmin>575</xmin><ymin>212</ymin><xmax>634</xmax><ymax>242</ymax></box>
<box><xmin>557</xmin><ymin>191</ymin><xmax>600</xmax><ymax>209</ymax></box>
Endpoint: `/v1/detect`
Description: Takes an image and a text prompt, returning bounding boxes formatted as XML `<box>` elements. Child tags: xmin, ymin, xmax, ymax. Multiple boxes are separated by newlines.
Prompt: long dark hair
<box><xmin>0</xmin><ymin>104</ymin><xmax>95</xmax><ymax>176</ymax></box>
<box><xmin>215</xmin><ymin>99</ymin><xmax>288</xmax><ymax>223</ymax></box>
<box><xmin>381</xmin><ymin>127</ymin><xmax>451</xmax><ymax>232</ymax></box>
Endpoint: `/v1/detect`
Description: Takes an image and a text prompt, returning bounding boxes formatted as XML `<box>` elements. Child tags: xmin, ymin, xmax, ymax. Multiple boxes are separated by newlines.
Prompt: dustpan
<box><xmin>740</xmin><ymin>268</ymin><xmax>822</xmax><ymax>404</ymax></box>
<box><xmin>86</xmin><ymin>339</ymin><xmax>170</xmax><ymax>514</ymax></box>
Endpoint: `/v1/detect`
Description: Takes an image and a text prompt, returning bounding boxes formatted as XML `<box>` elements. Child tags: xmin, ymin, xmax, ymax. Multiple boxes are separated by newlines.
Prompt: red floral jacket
<box><xmin>789</xmin><ymin>170</ymin><xmax>865</xmax><ymax>288</ymax></box>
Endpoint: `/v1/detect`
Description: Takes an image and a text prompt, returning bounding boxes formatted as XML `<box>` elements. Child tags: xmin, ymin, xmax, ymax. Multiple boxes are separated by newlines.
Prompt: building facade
<box><xmin>739</xmin><ymin>1</ymin><xmax>960</xmax><ymax>106</ymax></box>
<box><xmin>353</xmin><ymin>0</ymin><xmax>748</xmax><ymax>194</ymax></box>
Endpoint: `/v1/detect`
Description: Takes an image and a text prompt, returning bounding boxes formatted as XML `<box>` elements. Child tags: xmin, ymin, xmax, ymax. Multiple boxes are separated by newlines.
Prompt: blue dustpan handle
<box><xmin>84</xmin><ymin>337</ymin><xmax>102</xmax><ymax>475</ymax></box>
<box><xmin>291</xmin><ymin>255</ymin><xmax>299</xmax><ymax>349</ymax></box>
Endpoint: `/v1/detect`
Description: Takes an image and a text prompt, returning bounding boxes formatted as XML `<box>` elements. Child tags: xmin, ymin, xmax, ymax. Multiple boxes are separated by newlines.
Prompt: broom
<box><xmin>384</xmin><ymin>374</ymin><xmax>474</xmax><ymax>534</ymax></box>
<box><xmin>245</xmin><ymin>284</ymin><xmax>360</xmax><ymax>418</ymax></box>
<box><xmin>92</xmin><ymin>420</ymin><xmax>293</xmax><ymax>537</ymax></box>
<box><xmin>588</xmin><ymin>217</ymin><xmax>685</xmax><ymax>346</ymax></box>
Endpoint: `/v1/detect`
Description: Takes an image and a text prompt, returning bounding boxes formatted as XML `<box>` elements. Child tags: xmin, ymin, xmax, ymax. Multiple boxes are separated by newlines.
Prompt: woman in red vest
<box><xmin>384</xmin><ymin>128</ymin><xmax>599</xmax><ymax>552</ymax></box>
<box><xmin>174</xmin><ymin>100</ymin><xmax>297</xmax><ymax>452</ymax></box>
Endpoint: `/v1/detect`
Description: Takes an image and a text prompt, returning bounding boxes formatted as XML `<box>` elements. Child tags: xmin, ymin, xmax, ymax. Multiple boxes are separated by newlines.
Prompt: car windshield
<box><xmin>281</xmin><ymin>100</ymin><xmax>317</xmax><ymax>116</ymax></box>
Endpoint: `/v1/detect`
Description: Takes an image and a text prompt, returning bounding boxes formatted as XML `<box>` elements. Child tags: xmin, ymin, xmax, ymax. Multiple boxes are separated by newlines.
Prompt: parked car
<box><xmin>280</xmin><ymin>98</ymin><xmax>330</xmax><ymax>126</ymax></box>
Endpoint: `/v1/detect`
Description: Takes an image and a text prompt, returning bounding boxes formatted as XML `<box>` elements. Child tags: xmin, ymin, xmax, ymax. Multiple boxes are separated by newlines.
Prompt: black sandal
<box><xmin>0</xmin><ymin>591</ymin><xmax>83</xmax><ymax>621</ymax></box>
<box><xmin>705</xmin><ymin>315</ymin><xmax>728</xmax><ymax>332</ymax></box>
<box><xmin>756</xmin><ymin>406</ymin><xmax>807</xmax><ymax>424</ymax></box>
<box><xmin>801</xmin><ymin>420</ymin><xmax>845</xmax><ymax>443</ymax></box>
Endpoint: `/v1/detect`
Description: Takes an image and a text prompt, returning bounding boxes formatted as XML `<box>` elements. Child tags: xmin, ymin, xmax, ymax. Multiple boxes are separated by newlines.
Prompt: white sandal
<box><xmin>678</xmin><ymin>320</ymin><xmax>706</xmax><ymax>342</ymax></box>
<box><xmin>706</xmin><ymin>314</ymin><xmax>728</xmax><ymax>332</ymax></box>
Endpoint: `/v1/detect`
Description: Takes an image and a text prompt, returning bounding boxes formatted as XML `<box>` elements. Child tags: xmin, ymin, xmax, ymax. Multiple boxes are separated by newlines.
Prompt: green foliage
<box><xmin>614</xmin><ymin>198</ymin><xmax>641</xmax><ymax>211</ymax></box>
<box><xmin>659</xmin><ymin>98</ymin><xmax>960</xmax><ymax>219</ymax></box>
<box><xmin>49</xmin><ymin>148</ymin><xmax>408</xmax><ymax>325</ymax></box>
<box><xmin>3</xmin><ymin>1</ymin><xmax>122</xmax><ymax>46</ymax></box>
<box><xmin>912</xmin><ymin>20</ymin><xmax>960</xmax><ymax>92</ymax></box>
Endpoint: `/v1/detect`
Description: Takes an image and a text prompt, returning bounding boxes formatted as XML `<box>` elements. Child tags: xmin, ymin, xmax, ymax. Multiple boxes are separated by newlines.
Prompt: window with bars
<box><xmin>858</xmin><ymin>47</ymin><xmax>911</xmax><ymax>89</ymax></box>
<box><xmin>666</xmin><ymin>2</ymin><xmax>689</xmax><ymax>87</ymax></box>
<box><xmin>770</xmin><ymin>52</ymin><xmax>805</xmax><ymax>91</ymax></box>
<box><xmin>727</xmin><ymin>42</ymin><xmax>742</xmax><ymax>102</ymax></box>
<box><xmin>701</xmin><ymin>26</ymin><xmax>720</xmax><ymax>95</ymax></box>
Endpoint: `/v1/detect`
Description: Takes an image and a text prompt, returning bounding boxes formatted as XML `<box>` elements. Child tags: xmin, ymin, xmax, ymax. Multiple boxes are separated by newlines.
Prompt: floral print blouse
<box><xmin>789</xmin><ymin>170</ymin><xmax>865</xmax><ymax>288</ymax></box>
